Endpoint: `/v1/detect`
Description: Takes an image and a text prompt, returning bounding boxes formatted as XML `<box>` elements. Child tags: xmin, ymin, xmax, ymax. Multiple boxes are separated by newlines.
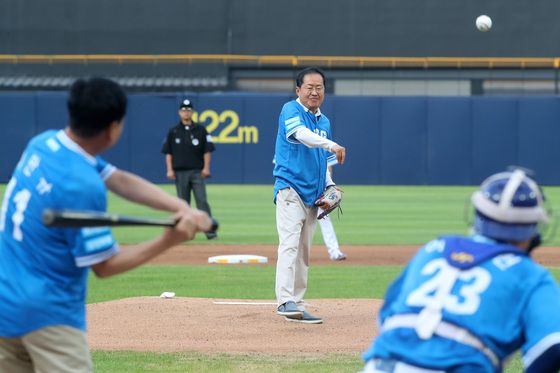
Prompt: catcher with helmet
<box><xmin>360</xmin><ymin>168</ymin><xmax>560</xmax><ymax>372</ymax></box>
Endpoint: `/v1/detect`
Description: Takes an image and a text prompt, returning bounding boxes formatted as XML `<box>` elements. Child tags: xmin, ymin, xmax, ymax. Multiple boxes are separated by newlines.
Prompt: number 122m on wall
<box><xmin>192</xmin><ymin>110</ymin><xmax>259</xmax><ymax>144</ymax></box>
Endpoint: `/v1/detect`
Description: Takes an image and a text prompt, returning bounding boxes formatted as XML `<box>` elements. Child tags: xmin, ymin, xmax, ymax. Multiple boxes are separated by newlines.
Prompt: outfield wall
<box><xmin>2</xmin><ymin>92</ymin><xmax>560</xmax><ymax>186</ymax></box>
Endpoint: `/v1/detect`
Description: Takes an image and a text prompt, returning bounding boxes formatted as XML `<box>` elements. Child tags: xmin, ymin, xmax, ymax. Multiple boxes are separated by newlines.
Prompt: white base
<box><xmin>208</xmin><ymin>254</ymin><xmax>268</xmax><ymax>264</ymax></box>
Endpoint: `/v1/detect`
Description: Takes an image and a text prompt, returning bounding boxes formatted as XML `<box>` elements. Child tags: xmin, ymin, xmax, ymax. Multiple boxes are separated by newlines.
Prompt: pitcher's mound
<box><xmin>87</xmin><ymin>297</ymin><xmax>381</xmax><ymax>354</ymax></box>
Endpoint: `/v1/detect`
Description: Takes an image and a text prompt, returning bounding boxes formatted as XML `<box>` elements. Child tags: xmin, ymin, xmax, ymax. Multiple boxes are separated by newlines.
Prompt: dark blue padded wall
<box><xmin>0</xmin><ymin>93</ymin><xmax>37</xmax><ymax>175</ymax></box>
<box><xmin>2</xmin><ymin>92</ymin><xmax>560</xmax><ymax>185</ymax></box>
<box><xmin>380</xmin><ymin>98</ymin><xmax>427</xmax><ymax>184</ymax></box>
<box><xmin>426</xmin><ymin>98</ymin><xmax>472</xmax><ymax>185</ymax></box>
<box><xmin>34</xmin><ymin>92</ymin><xmax>67</xmax><ymax>133</ymax></box>
<box><xmin>239</xmin><ymin>94</ymin><xmax>291</xmax><ymax>184</ymax></box>
<box><xmin>518</xmin><ymin>98</ymin><xmax>560</xmax><ymax>182</ymax></box>
<box><xmin>124</xmin><ymin>94</ymin><xmax>178</xmax><ymax>181</ymax></box>
<box><xmin>330</xmin><ymin>97</ymin><xmax>382</xmax><ymax>184</ymax></box>
<box><xmin>471</xmin><ymin>97</ymin><xmax>519</xmax><ymax>184</ymax></box>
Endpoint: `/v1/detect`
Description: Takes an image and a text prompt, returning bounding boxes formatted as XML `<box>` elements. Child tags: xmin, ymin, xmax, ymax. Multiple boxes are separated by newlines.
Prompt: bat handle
<box><xmin>209</xmin><ymin>218</ymin><xmax>219</xmax><ymax>233</ymax></box>
<box><xmin>172</xmin><ymin>217</ymin><xmax>219</xmax><ymax>233</ymax></box>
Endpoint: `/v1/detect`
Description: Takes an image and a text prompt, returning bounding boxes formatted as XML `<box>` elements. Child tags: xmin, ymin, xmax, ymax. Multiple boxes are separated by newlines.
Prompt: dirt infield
<box><xmin>145</xmin><ymin>244</ymin><xmax>560</xmax><ymax>267</ymax></box>
<box><xmin>87</xmin><ymin>245</ymin><xmax>560</xmax><ymax>353</ymax></box>
<box><xmin>88</xmin><ymin>297</ymin><xmax>381</xmax><ymax>354</ymax></box>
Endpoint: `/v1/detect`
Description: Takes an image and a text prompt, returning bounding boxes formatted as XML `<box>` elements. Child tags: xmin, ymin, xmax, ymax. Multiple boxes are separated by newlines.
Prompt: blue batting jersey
<box><xmin>0</xmin><ymin>130</ymin><xmax>119</xmax><ymax>337</ymax></box>
<box><xmin>273</xmin><ymin>99</ymin><xmax>336</xmax><ymax>205</ymax></box>
<box><xmin>363</xmin><ymin>235</ymin><xmax>560</xmax><ymax>372</ymax></box>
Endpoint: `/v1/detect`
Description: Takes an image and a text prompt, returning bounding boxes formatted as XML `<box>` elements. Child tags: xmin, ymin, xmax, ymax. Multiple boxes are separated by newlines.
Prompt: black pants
<box><xmin>174</xmin><ymin>169</ymin><xmax>212</xmax><ymax>217</ymax></box>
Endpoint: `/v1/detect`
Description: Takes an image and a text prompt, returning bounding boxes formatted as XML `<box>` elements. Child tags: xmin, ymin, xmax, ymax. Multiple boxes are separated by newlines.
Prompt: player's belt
<box><xmin>381</xmin><ymin>314</ymin><xmax>500</xmax><ymax>368</ymax></box>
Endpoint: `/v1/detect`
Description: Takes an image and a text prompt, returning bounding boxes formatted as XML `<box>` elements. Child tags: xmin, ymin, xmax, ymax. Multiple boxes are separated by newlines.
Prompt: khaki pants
<box><xmin>275</xmin><ymin>187</ymin><xmax>318</xmax><ymax>309</ymax></box>
<box><xmin>0</xmin><ymin>326</ymin><xmax>92</xmax><ymax>373</ymax></box>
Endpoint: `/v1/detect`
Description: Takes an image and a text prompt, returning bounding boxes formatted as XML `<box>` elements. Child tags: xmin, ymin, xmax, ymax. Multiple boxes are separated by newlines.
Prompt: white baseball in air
<box><xmin>476</xmin><ymin>15</ymin><xmax>492</xmax><ymax>32</ymax></box>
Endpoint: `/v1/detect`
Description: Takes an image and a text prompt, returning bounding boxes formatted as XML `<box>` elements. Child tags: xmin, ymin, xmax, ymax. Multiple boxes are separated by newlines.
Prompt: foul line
<box><xmin>213</xmin><ymin>301</ymin><xmax>276</xmax><ymax>305</ymax></box>
<box><xmin>213</xmin><ymin>301</ymin><xmax>313</xmax><ymax>307</ymax></box>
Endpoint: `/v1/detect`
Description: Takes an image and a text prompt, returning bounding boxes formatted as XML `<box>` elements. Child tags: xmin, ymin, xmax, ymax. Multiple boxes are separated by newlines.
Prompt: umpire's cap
<box><xmin>179</xmin><ymin>99</ymin><xmax>194</xmax><ymax>110</ymax></box>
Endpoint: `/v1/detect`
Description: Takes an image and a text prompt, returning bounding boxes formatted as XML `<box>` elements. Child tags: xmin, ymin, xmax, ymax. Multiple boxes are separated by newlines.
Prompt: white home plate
<box><xmin>208</xmin><ymin>254</ymin><xmax>268</xmax><ymax>264</ymax></box>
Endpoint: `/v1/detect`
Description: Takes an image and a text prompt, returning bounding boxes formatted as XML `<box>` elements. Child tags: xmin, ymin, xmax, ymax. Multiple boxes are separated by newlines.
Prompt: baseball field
<box><xmin>4</xmin><ymin>183</ymin><xmax>560</xmax><ymax>372</ymax></box>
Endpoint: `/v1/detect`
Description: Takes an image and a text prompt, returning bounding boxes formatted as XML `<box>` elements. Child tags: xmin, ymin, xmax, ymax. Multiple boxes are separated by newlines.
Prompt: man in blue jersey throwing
<box><xmin>360</xmin><ymin>168</ymin><xmax>560</xmax><ymax>372</ymax></box>
<box><xmin>273</xmin><ymin>67</ymin><xmax>346</xmax><ymax>324</ymax></box>
<box><xmin>0</xmin><ymin>78</ymin><xmax>213</xmax><ymax>372</ymax></box>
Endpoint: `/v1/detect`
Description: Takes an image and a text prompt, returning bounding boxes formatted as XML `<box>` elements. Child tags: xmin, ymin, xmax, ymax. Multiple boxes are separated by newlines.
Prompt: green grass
<box><xmin>2</xmin><ymin>182</ymin><xmax>560</xmax><ymax>245</ymax></box>
<box><xmin>91</xmin><ymin>351</ymin><xmax>363</xmax><ymax>373</ymax></box>
<box><xmin>88</xmin><ymin>264</ymin><xmax>560</xmax><ymax>304</ymax></box>
<box><xmin>117</xmin><ymin>183</ymin><xmax>469</xmax><ymax>245</ymax></box>
<box><xmin>87</xmin><ymin>265</ymin><xmax>402</xmax><ymax>303</ymax></box>
<box><xmin>90</xmin><ymin>351</ymin><xmax>524</xmax><ymax>373</ymax></box>
<box><xmin>106</xmin><ymin>183</ymin><xmax>560</xmax><ymax>246</ymax></box>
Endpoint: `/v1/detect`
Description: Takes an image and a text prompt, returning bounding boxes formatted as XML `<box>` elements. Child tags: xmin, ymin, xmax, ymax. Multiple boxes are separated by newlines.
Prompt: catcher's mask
<box><xmin>471</xmin><ymin>168</ymin><xmax>550</xmax><ymax>243</ymax></box>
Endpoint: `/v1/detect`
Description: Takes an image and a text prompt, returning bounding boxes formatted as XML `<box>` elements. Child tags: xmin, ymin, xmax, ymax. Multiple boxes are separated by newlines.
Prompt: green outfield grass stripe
<box><xmin>3</xmin><ymin>183</ymin><xmax>560</xmax><ymax>245</ymax></box>
<box><xmin>88</xmin><ymin>265</ymin><xmax>560</xmax><ymax>304</ymax></box>
<box><xmin>91</xmin><ymin>350</ymin><xmax>523</xmax><ymax>373</ymax></box>
<box><xmin>104</xmin><ymin>184</ymin><xmax>560</xmax><ymax>245</ymax></box>
<box><xmin>92</xmin><ymin>351</ymin><xmax>366</xmax><ymax>373</ymax></box>
<box><xmin>87</xmin><ymin>265</ymin><xmax>404</xmax><ymax>304</ymax></box>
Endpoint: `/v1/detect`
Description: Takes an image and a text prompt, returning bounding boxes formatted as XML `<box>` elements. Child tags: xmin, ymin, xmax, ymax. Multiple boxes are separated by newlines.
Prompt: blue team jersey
<box><xmin>363</xmin><ymin>235</ymin><xmax>560</xmax><ymax>372</ymax></box>
<box><xmin>0</xmin><ymin>130</ymin><xmax>119</xmax><ymax>337</ymax></box>
<box><xmin>273</xmin><ymin>99</ymin><xmax>336</xmax><ymax>205</ymax></box>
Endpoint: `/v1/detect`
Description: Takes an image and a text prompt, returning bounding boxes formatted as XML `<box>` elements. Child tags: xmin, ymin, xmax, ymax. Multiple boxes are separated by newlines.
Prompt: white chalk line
<box><xmin>213</xmin><ymin>301</ymin><xmax>276</xmax><ymax>305</ymax></box>
<box><xmin>213</xmin><ymin>301</ymin><xmax>313</xmax><ymax>306</ymax></box>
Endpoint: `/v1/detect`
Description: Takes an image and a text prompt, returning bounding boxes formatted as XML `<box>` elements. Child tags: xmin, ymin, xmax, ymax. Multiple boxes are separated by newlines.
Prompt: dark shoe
<box><xmin>277</xmin><ymin>301</ymin><xmax>303</xmax><ymax>318</ymax></box>
<box><xmin>206</xmin><ymin>231</ymin><xmax>218</xmax><ymax>240</ymax></box>
<box><xmin>285</xmin><ymin>311</ymin><xmax>323</xmax><ymax>324</ymax></box>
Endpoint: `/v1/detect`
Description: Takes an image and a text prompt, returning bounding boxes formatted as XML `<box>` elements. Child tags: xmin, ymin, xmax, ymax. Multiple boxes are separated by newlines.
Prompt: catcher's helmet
<box><xmin>471</xmin><ymin>168</ymin><xmax>549</xmax><ymax>241</ymax></box>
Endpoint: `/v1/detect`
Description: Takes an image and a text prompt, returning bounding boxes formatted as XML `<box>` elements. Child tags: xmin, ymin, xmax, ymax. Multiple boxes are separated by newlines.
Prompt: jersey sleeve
<box><xmin>281</xmin><ymin>104</ymin><xmax>304</xmax><ymax>143</ymax></box>
<box><xmin>521</xmin><ymin>272</ymin><xmax>560</xmax><ymax>370</ymax></box>
<box><xmin>94</xmin><ymin>156</ymin><xmax>117</xmax><ymax>181</ymax></box>
<box><xmin>60</xmin><ymin>175</ymin><xmax>119</xmax><ymax>268</ymax></box>
<box><xmin>71</xmin><ymin>226</ymin><xmax>119</xmax><ymax>267</ymax></box>
<box><xmin>326</xmin><ymin>152</ymin><xmax>337</xmax><ymax>166</ymax></box>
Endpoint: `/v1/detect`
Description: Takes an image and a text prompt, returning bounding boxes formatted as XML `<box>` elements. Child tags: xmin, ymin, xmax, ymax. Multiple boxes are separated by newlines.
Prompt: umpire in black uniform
<box><xmin>162</xmin><ymin>99</ymin><xmax>217</xmax><ymax>239</ymax></box>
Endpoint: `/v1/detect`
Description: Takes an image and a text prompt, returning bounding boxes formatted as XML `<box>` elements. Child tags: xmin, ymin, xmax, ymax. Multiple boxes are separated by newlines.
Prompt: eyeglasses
<box><xmin>301</xmin><ymin>85</ymin><xmax>324</xmax><ymax>94</ymax></box>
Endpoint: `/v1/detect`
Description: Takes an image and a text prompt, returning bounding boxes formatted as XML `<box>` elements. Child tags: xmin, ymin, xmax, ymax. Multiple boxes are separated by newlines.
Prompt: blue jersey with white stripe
<box><xmin>273</xmin><ymin>99</ymin><xmax>335</xmax><ymax>205</ymax></box>
<box><xmin>0</xmin><ymin>130</ymin><xmax>119</xmax><ymax>336</ymax></box>
<box><xmin>363</xmin><ymin>235</ymin><xmax>560</xmax><ymax>372</ymax></box>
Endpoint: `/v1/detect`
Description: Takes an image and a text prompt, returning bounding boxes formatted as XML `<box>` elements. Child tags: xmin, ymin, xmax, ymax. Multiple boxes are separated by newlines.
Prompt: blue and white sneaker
<box><xmin>285</xmin><ymin>311</ymin><xmax>323</xmax><ymax>324</ymax></box>
<box><xmin>277</xmin><ymin>301</ymin><xmax>303</xmax><ymax>318</ymax></box>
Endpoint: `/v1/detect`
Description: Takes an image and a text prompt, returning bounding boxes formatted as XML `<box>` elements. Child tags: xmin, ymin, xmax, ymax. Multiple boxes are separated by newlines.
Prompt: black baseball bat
<box><xmin>42</xmin><ymin>209</ymin><xmax>219</xmax><ymax>232</ymax></box>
